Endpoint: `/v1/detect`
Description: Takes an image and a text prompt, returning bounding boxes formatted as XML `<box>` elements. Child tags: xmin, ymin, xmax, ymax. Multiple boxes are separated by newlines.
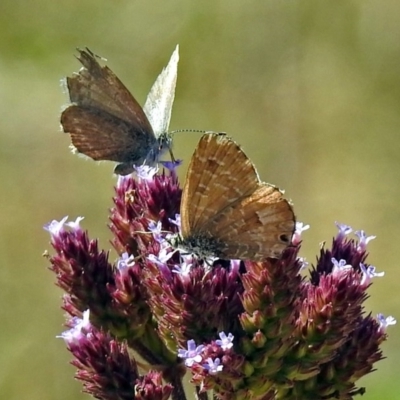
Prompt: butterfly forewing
<box><xmin>65</xmin><ymin>48</ymin><xmax>154</xmax><ymax>133</ymax></box>
<box><xmin>181</xmin><ymin>133</ymin><xmax>261</xmax><ymax>234</ymax></box>
<box><xmin>180</xmin><ymin>133</ymin><xmax>295</xmax><ymax>260</ymax></box>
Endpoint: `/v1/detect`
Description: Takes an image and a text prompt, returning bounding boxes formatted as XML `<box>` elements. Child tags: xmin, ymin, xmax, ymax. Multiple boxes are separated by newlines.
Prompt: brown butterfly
<box><xmin>60</xmin><ymin>47</ymin><xmax>178</xmax><ymax>175</ymax></box>
<box><xmin>176</xmin><ymin>132</ymin><xmax>295</xmax><ymax>260</ymax></box>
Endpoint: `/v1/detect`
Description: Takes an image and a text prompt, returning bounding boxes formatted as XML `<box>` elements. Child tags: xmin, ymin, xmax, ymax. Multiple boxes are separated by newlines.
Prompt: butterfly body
<box><xmin>179</xmin><ymin>133</ymin><xmax>295</xmax><ymax>261</ymax></box>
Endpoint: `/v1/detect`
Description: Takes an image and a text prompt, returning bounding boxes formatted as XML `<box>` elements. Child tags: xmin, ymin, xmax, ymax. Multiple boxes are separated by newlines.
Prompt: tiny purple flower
<box><xmin>292</xmin><ymin>222</ymin><xmax>310</xmax><ymax>245</ymax></box>
<box><xmin>335</xmin><ymin>222</ymin><xmax>352</xmax><ymax>241</ymax></box>
<box><xmin>360</xmin><ymin>263</ymin><xmax>384</xmax><ymax>286</ymax></box>
<box><xmin>44</xmin><ymin>216</ymin><xmax>68</xmax><ymax>237</ymax></box>
<box><xmin>177</xmin><ymin>339</ymin><xmax>205</xmax><ymax>367</ymax></box>
<box><xmin>116</xmin><ymin>252</ymin><xmax>135</xmax><ymax>271</ymax></box>
<box><xmin>377</xmin><ymin>313</ymin><xmax>396</xmax><ymax>332</ymax></box>
<box><xmin>297</xmin><ymin>257</ymin><xmax>309</xmax><ymax>271</ymax></box>
<box><xmin>116</xmin><ymin>174</ymin><xmax>131</xmax><ymax>188</ymax></box>
<box><xmin>203</xmin><ymin>357</ymin><xmax>223</xmax><ymax>375</ymax></box>
<box><xmin>216</xmin><ymin>331</ymin><xmax>234</xmax><ymax>350</ymax></box>
<box><xmin>65</xmin><ymin>216</ymin><xmax>85</xmax><ymax>231</ymax></box>
<box><xmin>331</xmin><ymin>258</ymin><xmax>352</xmax><ymax>273</ymax></box>
<box><xmin>169</xmin><ymin>214</ymin><xmax>181</xmax><ymax>229</ymax></box>
<box><xmin>58</xmin><ymin>309</ymin><xmax>91</xmax><ymax>344</ymax></box>
<box><xmin>147</xmin><ymin>247</ymin><xmax>175</xmax><ymax>267</ymax></box>
<box><xmin>230</xmin><ymin>259</ymin><xmax>241</xmax><ymax>274</ymax></box>
<box><xmin>355</xmin><ymin>230</ymin><xmax>376</xmax><ymax>252</ymax></box>
<box><xmin>134</xmin><ymin>165</ymin><xmax>159</xmax><ymax>181</ymax></box>
<box><xmin>148</xmin><ymin>220</ymin><xmax>164</xmax><ymax>243</ymax></box>
<box><xmin>172</xmin><ymin>259</ymin><xmax>192</xmax><ymax>275</ymax></box>
<box><xmin>160</xmin><ymin>159</ymin><xmax>183</xmax><ymax>171</ymax></box>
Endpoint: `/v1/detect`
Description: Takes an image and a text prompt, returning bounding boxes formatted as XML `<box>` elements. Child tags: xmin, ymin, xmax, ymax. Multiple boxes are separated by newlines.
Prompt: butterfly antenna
<box><xmin>169</xmin><ymin>129</ymin><xmax>226</xmax><ymax>135</ymax></box>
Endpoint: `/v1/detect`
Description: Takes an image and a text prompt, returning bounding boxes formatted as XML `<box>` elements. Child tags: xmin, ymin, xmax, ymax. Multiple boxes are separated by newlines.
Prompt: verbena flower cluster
<box><xmin>44</xmin><ymin>165</ymin><xmax>395</xmax><ymax>400</ymax></box>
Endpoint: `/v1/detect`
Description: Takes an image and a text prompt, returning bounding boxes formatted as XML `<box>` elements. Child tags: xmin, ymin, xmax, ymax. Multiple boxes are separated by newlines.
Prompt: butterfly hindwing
<box><xmin>61</xmin><ymin>105</ymin><xmax>155</xmax><ymax>163</ymax></box>
<box><xmin>207</xmin><ymin>185</ymin><xmax>295</xmax><ymax>259</ymax></box>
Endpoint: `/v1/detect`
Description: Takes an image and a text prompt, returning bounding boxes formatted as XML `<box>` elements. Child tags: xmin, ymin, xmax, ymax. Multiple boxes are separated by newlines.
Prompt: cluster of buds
<box><xmin>44</xmin><ymin>165</ymin><xmax>395</xmax><ymax>400</ymax></box>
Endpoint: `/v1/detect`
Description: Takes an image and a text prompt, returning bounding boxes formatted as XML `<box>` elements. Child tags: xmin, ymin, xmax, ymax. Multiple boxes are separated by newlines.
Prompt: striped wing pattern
<box><xmin>180</xmin><ymin>133</ymin><xmax>295</xmax><ymax>260</ymax></box>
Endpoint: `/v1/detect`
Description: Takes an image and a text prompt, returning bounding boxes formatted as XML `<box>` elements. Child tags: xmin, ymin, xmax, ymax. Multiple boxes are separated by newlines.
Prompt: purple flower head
<box><xmin>203</xmin><ymin>357</ymin><xmax>223</xmax><ymax>375</ymax></box>
<box><xmin>215</xmin><ymin>331</ymin><xmax>234</xmax><ymax>351</ymax></box>
<box><xmin>377</xmin><ymin>313</ymin><xmax>396</xmax><ymax>332</ymax></box>
<box><xmin>178</xmin><ymin>339</ymin><xmax>205</xmax><ymax>367</ymax></box>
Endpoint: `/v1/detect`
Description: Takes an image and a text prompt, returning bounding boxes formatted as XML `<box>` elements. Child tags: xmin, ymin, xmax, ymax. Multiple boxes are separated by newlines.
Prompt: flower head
<box><xmin>46</xmin><ymin>128</ymin><xmax>394</xmax><ymax>399</ymax></box>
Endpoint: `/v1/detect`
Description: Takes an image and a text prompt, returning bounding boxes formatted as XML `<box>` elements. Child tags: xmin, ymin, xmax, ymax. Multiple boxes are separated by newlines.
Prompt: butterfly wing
<box><xmin>181</xmin><ymin>133</ymin><xmax>260</xmax><ymax>234</ymax></box>
<box><xmin>61</xmin><ymin>105</ymin><xmax>155</xmax><ymax>163</ymax></box>
<box><xmin>206</xmin><ymin>184</ymin><xmax>295</xmax><ymax>259</ymax></box>
<box><xmin>143</xmin><ymin>45</ymin><xmax>179</xmax><ymax>138</ymax></box>
<box><xmin>65</xmin><ymin>48</ymin><xmax>155</xmax><ymax>135</ymax></box>
<box><xmin>181</xmin><ymin>133</ymin><xmax>295</xmax><ymax>260</ymax></box>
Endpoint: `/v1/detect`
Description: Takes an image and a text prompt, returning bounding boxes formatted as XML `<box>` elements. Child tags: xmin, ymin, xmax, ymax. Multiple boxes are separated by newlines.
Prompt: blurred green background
<box><xmin>1</xmin><ymin>0</ymin><xmax>399</xmax><ymax>399</ymax></box>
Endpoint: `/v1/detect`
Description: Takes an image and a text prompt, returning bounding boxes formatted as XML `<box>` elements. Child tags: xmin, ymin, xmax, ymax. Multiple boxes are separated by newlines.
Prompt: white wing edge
<box><xmin>143</xmin><ymin>44</ymin><xmax>179</xmax><ymax>137</ymax></box>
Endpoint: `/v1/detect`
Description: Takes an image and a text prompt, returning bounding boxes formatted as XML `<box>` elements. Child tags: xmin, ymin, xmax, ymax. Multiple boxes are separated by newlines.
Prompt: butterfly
<box><xmin>176</xmin><ymin>132</ymin><xmax>295</xmax><ymax>260</ymax></box>
<box><xmin>60</xmin><ymin>46</ymin><xmax>179</xmax><ymax>175</ymax></box>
